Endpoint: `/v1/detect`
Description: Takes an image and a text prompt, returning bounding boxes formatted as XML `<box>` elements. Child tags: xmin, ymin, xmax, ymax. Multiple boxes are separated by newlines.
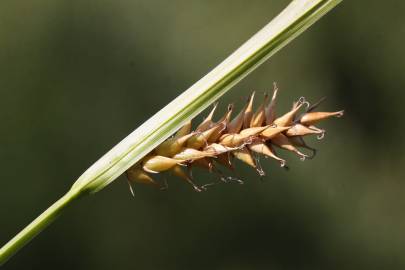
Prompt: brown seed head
<box><xmin>126</xmin><ymin>85</ymin><xmax>343</xmax><ymax>192</ymax></box>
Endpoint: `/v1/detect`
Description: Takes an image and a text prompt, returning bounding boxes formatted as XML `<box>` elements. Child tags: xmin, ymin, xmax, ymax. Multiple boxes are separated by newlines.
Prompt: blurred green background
<box><xmin>1</xmin><ymin>1</ymin><xmax>405</xmax><ymax>269</ymax></box>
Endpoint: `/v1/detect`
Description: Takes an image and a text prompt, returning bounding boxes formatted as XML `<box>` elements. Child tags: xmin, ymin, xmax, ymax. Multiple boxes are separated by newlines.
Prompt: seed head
<box><xmin>126</xmin><ymin>84</ymin><xmax>344</xmax><ymax>192</ymax></box>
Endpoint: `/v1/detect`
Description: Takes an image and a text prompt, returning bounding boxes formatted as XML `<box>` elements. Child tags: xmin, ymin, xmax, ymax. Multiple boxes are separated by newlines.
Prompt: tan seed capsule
<box><xmin>285</xmin><ymin>124</ymin><xmax>324</xmax><ymax>137</ymax></box>
<box><xmin>206</xmin><ymin>122</ymin><xmax>227</xmax><ymax>143</ymax></box>
<box><xmin>206</xmin><ymin>105</ymin><xmax>233</xmax><ymax>143</ymax></box>
<box><xmin>172</xmin><ymin>148</ymin><xmax>216</xmax><ymax>161</ymax></box>
<box><xmin>239</xmin><ymin>125</ymin><xmax>269</xmax><ymax>137</ymax></box>
<box><xmin>271</xmin><ymin>133</ymin><xmax>308</xmax><ymax>160</ymax></box>
<box><xmin>175</xmin><ymin>120</ymin><xmax>192</xmax><ymax>138</ymax></box>
<box><xmin>204</xmin><ymin>143</ymin><xmax>236</xmax><ymax>155</ymax></box>
<box><xmin>219</xmin><ymin>126</ymin><xmax>267</xmax><ymax>147</ymax></box>
<box><xmin>273</xmin><ymin>102</ymin><xmax>303</xmax><ymax>127</ymax></box>
<box><xmin>300</xmin><ymin>110</ymin><xmax>344</xmax><ymax>126</ymax></box>
<box><xmin>196</xmin><ymin>103</ymin><xmax>218</xmax><ymax>132</ymax></box>
<box><xmin>187</xmin><ymin>125</ymin><xmax>223</xmax><ymax>149</ymax></box>
<box><xmin>126</xmin><ymin>166</ymin><xmax>157</xmax><ymax>185</ymax></box>
<box><xmin>155</xmin><ymin>132</ymin><xmax>195</xmax><ymax>157</ymax></box>
<box><xmin>219</xmin><ymin>133</ymin><xmax>246</xmax><ymax>148</ymax></box>
<box><xmin>250</xmin><ymin>93</ymin><xmax>268</xmax><ymax>127</ymax></box>
<box><xmin>249</xmin><ymin>141</ymin><xmax>286</xmax><ymax>167</ymax></box>
<box><xmin>243</xmin><ymin>92</ymin><xmax>255</xmax><ymax>129</ymax></box>
<box><xmin>261</xmin><ymin>126</ymin><xmax>290</xmax><ymax>140</ymax></box>
<box><xmin>217</xmin><ymin>104</ymin><xmax>234</xmax><ymax>126</ymax></box>
<box><xmin>227</xmin><ymin>100</ymin><xmax>249</xmax><ymax>134</ymax></box>
<box><xmin>142</xmin><ymin>155</ymin><xmax>182</xmax><ymax>173</ymax></box>
<box><xmin>232</xmin><ymin>147</ymin><xmax>256</xmax><ymax>168</ymax></box>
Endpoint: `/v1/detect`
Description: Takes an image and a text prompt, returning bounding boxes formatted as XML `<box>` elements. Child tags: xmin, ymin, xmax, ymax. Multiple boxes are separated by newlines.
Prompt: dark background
<box><xmin>1</xmin><ymin>1</ymin><xmax>405</xmax><ymax>269</ymax></box>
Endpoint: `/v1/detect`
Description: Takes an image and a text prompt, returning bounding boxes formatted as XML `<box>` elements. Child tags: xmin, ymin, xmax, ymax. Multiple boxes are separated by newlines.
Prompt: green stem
<box><xmin>0</xmin><ymin>189</ymin><xmax>82</xmax><ymax>265</ymax></box>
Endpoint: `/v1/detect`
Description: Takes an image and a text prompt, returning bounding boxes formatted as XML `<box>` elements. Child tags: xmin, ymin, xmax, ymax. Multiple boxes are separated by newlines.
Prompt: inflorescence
<box><xmin>126</xmin><ymin>84</ymin><xmax>344</xmax><ymax>193</ymax></box>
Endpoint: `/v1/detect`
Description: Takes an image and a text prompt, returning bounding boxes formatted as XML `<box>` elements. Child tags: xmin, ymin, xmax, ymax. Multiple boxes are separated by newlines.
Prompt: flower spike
<box><xmin>126</xmin><ymin>85</ymin><xmax>343</xmax><ymax>191</ymax></box>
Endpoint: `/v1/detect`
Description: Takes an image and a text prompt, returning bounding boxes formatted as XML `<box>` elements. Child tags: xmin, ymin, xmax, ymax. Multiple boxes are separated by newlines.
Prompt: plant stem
<box><xmin>0</xmin><ymin>0</ymin><xmax>342</xmax><ymax>265</ymax></box>
<box><xmin>0</xmin><ymin>189</ymin><xmax>82</xmax><ymax>265</ymax></box>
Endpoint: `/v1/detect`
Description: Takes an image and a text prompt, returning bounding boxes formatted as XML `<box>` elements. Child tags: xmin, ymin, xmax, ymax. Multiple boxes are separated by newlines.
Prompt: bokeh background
<box><xmin>1</xmin><ymin>1</ymin><xmax>405</xmax><ymax>269</ymax></box>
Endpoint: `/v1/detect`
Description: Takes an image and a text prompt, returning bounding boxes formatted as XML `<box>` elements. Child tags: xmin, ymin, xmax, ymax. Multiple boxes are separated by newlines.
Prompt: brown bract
<box><xmin>126</xmin><ymin>84</ymin><xmax>344</xmax><ymax>192</ymax></box>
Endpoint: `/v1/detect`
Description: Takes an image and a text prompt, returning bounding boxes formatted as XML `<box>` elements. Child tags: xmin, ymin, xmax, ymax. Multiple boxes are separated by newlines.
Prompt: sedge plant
<box><xmin>0</xmin><ymin>0</ymin><xmax>342</xmax><ymax>265</ymax></box>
